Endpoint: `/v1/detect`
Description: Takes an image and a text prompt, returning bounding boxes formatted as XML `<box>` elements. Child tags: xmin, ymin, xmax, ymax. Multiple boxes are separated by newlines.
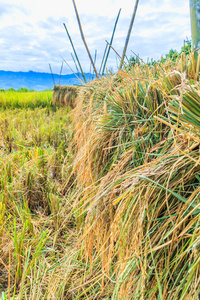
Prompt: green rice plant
<box><xmin>0</xmin><ymin>90</ymin><xmax>53</xmax><ymax>109</ymax></box>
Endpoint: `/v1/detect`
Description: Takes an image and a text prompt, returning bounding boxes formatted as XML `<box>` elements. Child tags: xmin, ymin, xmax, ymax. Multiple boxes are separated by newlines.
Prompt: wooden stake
<box><xmin>102</xmin><ymin>8</ymin><xmax>121</xmax><ymax>75</ymax></box>
<box><xmin>49</xmin><ymin>63</ymin><xmax>55</xmax><ymax>85</ymax></box>
<box><xmin>59</xmin><ymin>61</ymin><xmax>63</xmax><ymax>85</ymax></box>
<box><xmin>63</xmin><ymin>23</ymin><xmax>87</xmax><ymax>83</ymax></box>
<box><xmin>71</xmin><ymin>52</ymin><xmax>81</xmax><ymax>77</ymax></box>
<box><xmin>99</xmin><ymin>43</ymin><xmax>108</xmax><ymax>75</ymax></box>
<box><xmin>61</xmin><ymin>55</ymin><xmax>84</xmax><ymax>84</ymax></box>
<box><xmin>105</xmin><ymin>40</ymin><xmax>128</xmax><ymax>66</ymax></box>
<box><xmin>72</xmin><ymin>0</ymin><xmax>99</xmax><ymax>79</ymax></box>
<box><xmin>119</xmin><ymin>0</ymin><xmax>140</xmax><ymax>69</ymax></box>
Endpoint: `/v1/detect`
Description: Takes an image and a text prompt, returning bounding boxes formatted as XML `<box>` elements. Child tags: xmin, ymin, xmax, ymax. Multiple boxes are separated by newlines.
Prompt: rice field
<box><xmin>1</xmin><ymin>54</ymin><xmax>200</xmax><ymax>299</ymax></box>
<box><xmin>0</xmin><ymin>90</ymin><xmax>53</xmax><ymax>109</ymax></box>
<box><xmin>0</xmin><ymin>91</ymin><xmax>76</xmax><ymax>299</ymax></box>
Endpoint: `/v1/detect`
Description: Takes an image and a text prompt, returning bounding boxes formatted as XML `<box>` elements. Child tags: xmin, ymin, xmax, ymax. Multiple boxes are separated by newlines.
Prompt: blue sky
<box><xmin>0</xmin><ymin>0</ymin><xmax>191</xmax><ymax>74</ymax></box>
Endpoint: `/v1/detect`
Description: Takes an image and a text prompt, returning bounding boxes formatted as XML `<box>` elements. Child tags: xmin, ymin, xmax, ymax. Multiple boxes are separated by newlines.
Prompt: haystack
<box><xmin>66</xmin><ymin>56</ymin><xmax>200</xmax><ymax>299</ymax></box>
<box><xmin>52</xmin><ymin>85</ymin><xmax>78</xmax><ymax>108</ymax></box>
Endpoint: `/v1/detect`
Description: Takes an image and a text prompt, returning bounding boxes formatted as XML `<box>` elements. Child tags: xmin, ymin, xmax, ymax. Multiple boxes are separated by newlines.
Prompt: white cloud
<box><xmin>0</xmin><ymin>0</ymin><xmax>191</xmax><ymax>73</ymax></box>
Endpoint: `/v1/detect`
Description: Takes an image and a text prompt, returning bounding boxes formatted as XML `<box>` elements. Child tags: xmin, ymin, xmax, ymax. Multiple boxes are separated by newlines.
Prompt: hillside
<box><xmin>0</xmin><ymin>70</ymin><xmax>91</xmax><ymax>91</ymax></box>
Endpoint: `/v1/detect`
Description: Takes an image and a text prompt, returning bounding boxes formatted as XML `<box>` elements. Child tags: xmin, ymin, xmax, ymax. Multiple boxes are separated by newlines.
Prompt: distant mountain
<box><xmin>0</xmin><ymin>70</ymin><xmax>92</xmax><ymax>91</ymax></box>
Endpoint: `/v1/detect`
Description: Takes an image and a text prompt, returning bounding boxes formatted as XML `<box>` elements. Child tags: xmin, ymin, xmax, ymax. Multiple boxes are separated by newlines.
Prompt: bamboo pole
<box><xmin>105</xmin><ymin>40</ymin><xmax>128</xmax><ymax>67</ymax></box>
<box><xmin>119</xmin><ymin>0</ymin><xmax>139</xmax><ymax>69</ymax></box>
<box><xmin>92</xmin><ymin>50</ymin><xmax>97</xmax><ymax>80</ymax></box>
<box><xmin>131</xmin><ymin>50</ymin><xmax>147</xmax><ymax>66</ymax></box>
<box><xmin>71</xmin><ymin>52</ymin><xmax>81</xmax><ymax>77</ymax></box>
<box><xmin>61</xmin><ymin>55</ymin><xmax>84</xmax><ymax>84</ymax></box>
<box><xmin>63</xmin><ymin>23</ymin><xmax>87</xmax><ymax>83</ymax></box>
<box><xmin>99</xmin><ymin>43</ymin><xmax>108</xmax><ymax>75</ymax></box>
<box><xmin>59</xmin><ymin>61</ymin><xmax>63</xmax><ymax>85</ymax></box>
<box><xmin>49</xmin><ymin>63</ymin><xmax>55</xmax><ymax>85</ymax></box>
<box><xmin>72</xmin><ymin>0</ymin><xmax>99</xmax><ymax>79</ymax></box>
<box><xmin>101</xmin><ymin>8</ymin><xmax>121</xmax><ymax>75</ymax></box>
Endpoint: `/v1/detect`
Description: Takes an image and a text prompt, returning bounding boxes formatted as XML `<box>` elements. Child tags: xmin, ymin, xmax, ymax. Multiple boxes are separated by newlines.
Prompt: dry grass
<box><xmin>0</xmin><ymin>101</ymin><xmax>81</xmax><ymax>299</ymax></box>
<box><xmin>1</xmin><ymin>54</ymin><xmax>200</xmax><ymax>299</ymax></box>
<box><xmin>53</xmin><ymin>85</ymin><xmax>78</xmax><ymax>108</ymax></box>
<box><xmin>67</xmin><ymin>54</ymin><xmax>200</xmax><ymax>299</ymax></box>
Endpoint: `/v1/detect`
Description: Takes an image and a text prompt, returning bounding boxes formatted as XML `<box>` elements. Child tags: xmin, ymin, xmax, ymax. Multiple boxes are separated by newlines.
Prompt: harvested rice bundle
<box><xmin>68</xmin><ymin>56</ymin><xmax>200</xmax><ymax>299</ymax></box>
<box><xmin>52</xmin><ymin>85</ymin><xmax>78</xmax><ymax>108</ymax></box>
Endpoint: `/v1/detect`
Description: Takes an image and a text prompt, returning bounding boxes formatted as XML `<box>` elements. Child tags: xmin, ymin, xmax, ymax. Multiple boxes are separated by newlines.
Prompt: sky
<box><xmin>0</xmin><ymin>0</ymin><xmax>191</xmax><ymax>74</ymax></box>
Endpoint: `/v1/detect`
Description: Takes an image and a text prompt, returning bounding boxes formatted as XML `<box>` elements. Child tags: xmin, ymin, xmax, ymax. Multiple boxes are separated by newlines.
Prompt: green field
<box><xmin>0</xmin><ymin>90</ymin><xmax>53</xmax><ymax>109</ymax></box>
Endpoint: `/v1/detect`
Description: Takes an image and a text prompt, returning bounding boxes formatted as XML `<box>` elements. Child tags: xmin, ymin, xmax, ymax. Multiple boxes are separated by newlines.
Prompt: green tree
<box><xmin>166</xmin><ymin>49</ymin><xmax>179</xmax><ymax>61</ymax></box>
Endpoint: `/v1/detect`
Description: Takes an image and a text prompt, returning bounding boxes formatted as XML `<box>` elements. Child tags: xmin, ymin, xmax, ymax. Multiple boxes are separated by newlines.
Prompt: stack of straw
<box><xmin>66</xmin><ymin>54</ymin><xmax>200</xmax><ymax>299</ymax></box>
<box><xmin>53</xmin><ymin>85</ymin><xmax>78</xmax><ymax>108</ymax></box>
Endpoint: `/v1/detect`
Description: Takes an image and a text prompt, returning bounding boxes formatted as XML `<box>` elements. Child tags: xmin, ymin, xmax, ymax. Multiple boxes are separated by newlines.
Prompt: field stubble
<box><xmin>0</xmin><ymin>91</ymin><xmax>78</xmax><ymax>299</ymax></box>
